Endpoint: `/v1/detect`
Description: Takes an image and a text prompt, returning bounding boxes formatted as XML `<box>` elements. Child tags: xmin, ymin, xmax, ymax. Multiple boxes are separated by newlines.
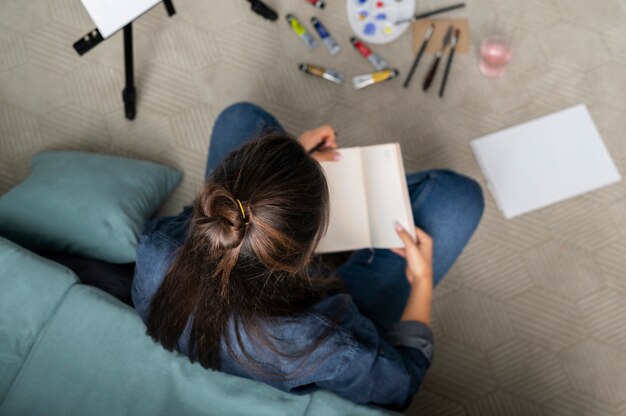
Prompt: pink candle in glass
<box><xmin>479</xmin><ymin>38</ymin><xmax>512</xmax><ymax>78</ymax></box>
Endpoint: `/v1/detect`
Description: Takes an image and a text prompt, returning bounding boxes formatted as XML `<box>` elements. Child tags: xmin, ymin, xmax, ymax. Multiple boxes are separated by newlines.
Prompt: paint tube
<box><xmin>286</xmin><ymin>14</ymin><xmax>318</xmax><ymax>50</ymax></box>
<box><xmin>299</xmin><ymin>63</ymin><xmax>344</xmax><ymax>85</ymax></box>
<box><xmin>311</xmin><ymin>17</ymin><xmax>341</xmax><ymax>55</ymax></box>
<box><xmin>352</xmin><ymin>69</ymin><xmax>399</xmax><ymax>89</ymax></box>
<box><xmin>350</xmin><ymin>37</ymin><xmax>388</xmax><ymax>71</ymax></box>
<box><xmin>305</xmin><ymin>0</ymin><xmax>326</xmax><ymax>8</ymax></box>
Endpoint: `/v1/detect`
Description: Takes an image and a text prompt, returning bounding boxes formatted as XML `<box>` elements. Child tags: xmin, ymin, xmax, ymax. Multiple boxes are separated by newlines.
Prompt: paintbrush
<box><xmin>395</xmin><ymin>3</ymin><xmax>466</xmax><ymax>25</ymax></box>
<box><xmin>439</xmin><ymin>28</ymin><xmax>459</xmax><ymax>97</ymax></box>
<box><xmin>423</xmin><ymin>25</ymin><xmax>453</xmax><ymax>91</ymax></box>
<box><xmin>403</xmin><ymin>23</ymin><xmax>434</xmax><ymax>88</ymax></box>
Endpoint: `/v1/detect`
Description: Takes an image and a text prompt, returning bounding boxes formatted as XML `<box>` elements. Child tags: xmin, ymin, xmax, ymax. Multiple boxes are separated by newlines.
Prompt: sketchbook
<box><xmin>471</xmin><ymin>104</ymin><xmax>621</xmax><ymax>219</ymax></box>
<box><xmin>81</xmin><ymin>0</ymin><xmax>162</xmax><ymax>38</ymax></box>
<box><xmin>316</xmin><ymin>143</ymin><xmax>415</xmax><ymax>253</ymax></box>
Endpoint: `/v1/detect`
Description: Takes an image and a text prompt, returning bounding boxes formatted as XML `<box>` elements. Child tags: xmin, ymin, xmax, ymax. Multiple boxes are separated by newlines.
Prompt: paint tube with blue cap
<box><xmin>286</xmin><ymin>14</ymin><xmax>318</xmax><ymax>50</ymax></box>
<box><xmin>311</xmin><ymin>17</ymin><xmax>341</xmax><ymax>55</ymax></box>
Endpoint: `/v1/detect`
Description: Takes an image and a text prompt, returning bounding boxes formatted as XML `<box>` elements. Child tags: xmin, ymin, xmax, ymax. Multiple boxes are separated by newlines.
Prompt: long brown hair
<box><xmin>147</xmin><ymin>134</ymin><xmax>345</xmax><ymax>373</ymax></box>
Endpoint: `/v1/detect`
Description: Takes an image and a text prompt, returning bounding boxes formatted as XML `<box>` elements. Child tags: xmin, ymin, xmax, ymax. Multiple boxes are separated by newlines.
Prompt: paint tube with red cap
<box><xmin>350</xmin><ymin>37</ymin><xmax>388</xmax><ymax>71</ymax></box>
<box><xmin>305</xmin><ymin>0</ymin><xmax>326</xmax><ymax>8</ymax></box>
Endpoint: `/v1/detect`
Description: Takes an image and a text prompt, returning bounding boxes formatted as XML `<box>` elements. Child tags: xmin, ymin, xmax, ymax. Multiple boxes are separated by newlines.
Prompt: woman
<box><xmin>132</xmin><ymin>102</ymin><xmax>484</xmax><ymax>410</ymax></box>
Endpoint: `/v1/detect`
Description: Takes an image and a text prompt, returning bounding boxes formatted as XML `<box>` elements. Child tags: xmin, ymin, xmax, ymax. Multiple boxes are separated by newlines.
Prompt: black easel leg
<box><xmin>163</xmin><ymin>0</ymin><xmax>176</xmax><ymax>16</ymax></box>
<box><xmin>122</xmin><ymin>23</ymin><xmax>136</xmax><ymax>120</ymax></box>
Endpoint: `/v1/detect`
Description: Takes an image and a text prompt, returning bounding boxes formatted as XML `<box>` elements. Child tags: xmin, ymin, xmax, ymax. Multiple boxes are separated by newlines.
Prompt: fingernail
<box><xmin>395</xmin><ymin>222</ymin><xmax>403</xmax><ymax>232</ymax></box>
<box><xmin>333</xmin><ymin>152</ymin><xmax>342</xmax><ymax>161</ymax></box>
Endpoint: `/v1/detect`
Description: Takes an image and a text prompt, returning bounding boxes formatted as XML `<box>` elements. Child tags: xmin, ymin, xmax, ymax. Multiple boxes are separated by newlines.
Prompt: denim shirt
<box><xmin>131</xmin><ymin>208</ymin><xmax>435</xmax><ymax>411</ymax></box>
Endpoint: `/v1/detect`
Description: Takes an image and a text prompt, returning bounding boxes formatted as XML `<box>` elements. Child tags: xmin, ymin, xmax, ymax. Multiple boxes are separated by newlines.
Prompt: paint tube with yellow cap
<box><xmin>352</xmin><ymin>69</ymin><xmax>399</xmax><ymax>89</ymax></box>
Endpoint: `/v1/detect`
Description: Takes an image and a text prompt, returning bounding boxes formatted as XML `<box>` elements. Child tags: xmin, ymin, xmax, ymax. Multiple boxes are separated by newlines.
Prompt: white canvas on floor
<box><xmin>471</xmin><ymin>104</ymin><xmax>621</xmax><ymax>219</ymax></box>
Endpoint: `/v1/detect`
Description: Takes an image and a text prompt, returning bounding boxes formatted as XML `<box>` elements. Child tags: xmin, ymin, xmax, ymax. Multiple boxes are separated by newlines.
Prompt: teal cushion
<box><xmin>0</xmin><ymin>284</ymin><xmax>393</xmax><ymax>416</ymax></box>
<box><xmin>0</xmin><ymin>151</ymin><xmax>182</xmax><ymax>263</ymax></box>
<box><xmin>0</xmin><ymin>237</ymin><xmax>78</xmax><ymax>403</ymax></box>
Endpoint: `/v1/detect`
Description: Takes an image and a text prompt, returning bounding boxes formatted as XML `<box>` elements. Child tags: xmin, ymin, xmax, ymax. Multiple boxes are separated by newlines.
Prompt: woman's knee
<box><xmin>439</xmin><ymin>170</ymin><xmax>485</xmax><ymax>223</ymax></box>
<box><xmin>410</xmin><ymin>169</ymin><xmax>484</xmax><ymax>226</ymax></box>
<box><xmin>216</xmin><ymin>102</ymin><xmax>265</xmax><ymax>124</ymax></box>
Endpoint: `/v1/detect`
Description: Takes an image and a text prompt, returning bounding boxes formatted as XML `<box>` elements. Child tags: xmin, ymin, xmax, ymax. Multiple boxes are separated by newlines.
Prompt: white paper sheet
<box><xmin>81</xmin><ymin>0</ymin><xmax>162</xmax><ymax>38</ymax></box>
<box><xmin>471</xmin><ymin>104</ymin><xmax>621</xmax><ymax>219</ymax></box>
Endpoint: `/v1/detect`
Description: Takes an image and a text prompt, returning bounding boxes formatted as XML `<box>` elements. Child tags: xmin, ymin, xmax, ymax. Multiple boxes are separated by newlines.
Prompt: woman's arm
<box><xmin>317</xmin><ymin>225</ymin><xmax>435</xmax><ymax>410</ymax></box>
<box><xmin>314</xmin><ymin>307</ymin><xmax>434</xmax><ymax>411</ymax></box>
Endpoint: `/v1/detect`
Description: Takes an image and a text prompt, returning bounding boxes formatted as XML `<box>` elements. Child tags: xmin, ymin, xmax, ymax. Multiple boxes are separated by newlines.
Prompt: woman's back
<box><xmin>131</xmin><ymin>104</ymin><xmax>480</xmax><ymax>411</ymax></box>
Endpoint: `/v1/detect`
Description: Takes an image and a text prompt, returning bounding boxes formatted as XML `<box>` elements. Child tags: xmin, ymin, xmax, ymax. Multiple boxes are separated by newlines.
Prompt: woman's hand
<box><xmin>298</xmin><ymin>124</ymin><xmax>341</xmax><ymax>162</ymax></box>
<box><xmin>393</xmin><ymin>223</ymin><xmax>434</xmax><ymax>325</ymax></box>
<box><xmin>391</xmin><ymin>223</ymin><xmax>434</xmax><ymax>286</ymax></box>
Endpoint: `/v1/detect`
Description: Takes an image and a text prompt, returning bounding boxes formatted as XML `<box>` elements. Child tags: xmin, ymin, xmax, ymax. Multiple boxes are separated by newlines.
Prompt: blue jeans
<box><xmin>206</xmin><ymin>102</ymin><xmax>484</xmax><ymax>333</ymax></box>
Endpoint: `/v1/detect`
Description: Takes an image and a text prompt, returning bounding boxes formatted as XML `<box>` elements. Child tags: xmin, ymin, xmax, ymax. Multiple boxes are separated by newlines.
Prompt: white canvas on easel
<box><xmin>471</xmin><ymin>104</ymin><xmax>621</xmax><ymax>219</ymax></box>
<box><xmin>81</xmin><ymin>0</ymin><xmax>162</xmax><ymax>38</ymax></box>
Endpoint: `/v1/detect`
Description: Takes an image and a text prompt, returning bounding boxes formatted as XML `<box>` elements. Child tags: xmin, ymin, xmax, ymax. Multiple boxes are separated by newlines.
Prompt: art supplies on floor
<box><xmin>404</xmin><ymin>19</ymin><xmax>469</xmax><ymax>95</ymax></box>
<box><xmin>471</xmin><ymin>104</ymin><xmax>621</xmax><ymax>219</ymax></box>
<box><xmin>316</xmin><ymin>143</ymin><xmax>415</xmax><ymax>253</ymax></box>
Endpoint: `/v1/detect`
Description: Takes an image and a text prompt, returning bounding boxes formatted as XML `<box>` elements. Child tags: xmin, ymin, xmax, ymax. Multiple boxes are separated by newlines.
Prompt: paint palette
<box><xmin>347</xmin><ymin>0</ymin><xmax>415</xmax><ymax>44</ymax></box>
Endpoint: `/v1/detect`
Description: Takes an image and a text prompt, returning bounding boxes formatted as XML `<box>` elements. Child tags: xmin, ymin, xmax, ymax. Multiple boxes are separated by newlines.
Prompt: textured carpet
<box><xmin>1</xmin><ymin>0</ymin><xmax>626</xmax><ymax>415</ymax></box>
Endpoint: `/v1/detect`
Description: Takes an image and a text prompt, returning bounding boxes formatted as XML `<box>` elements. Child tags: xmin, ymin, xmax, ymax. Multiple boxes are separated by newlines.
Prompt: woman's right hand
<box><xmin>391</xmin><ymin>223</ymin><xmax>434</xmax><ymax>286</ymax></box>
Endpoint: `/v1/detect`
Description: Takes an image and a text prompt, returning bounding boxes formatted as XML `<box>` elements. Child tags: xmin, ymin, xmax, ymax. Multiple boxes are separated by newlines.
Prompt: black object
<box><xmin>439</xmin><ymin>29</ymin><xmax>459</xmax><ymax>98</ymax></box>
<box><xmin>73</xmin><ymin>29</ymin><xmax>104</xmax><ymax>56</ymax></box>
<box><xmin>163</xmin><ymin>0</ymin><xmax>176</xmax><ymax>16</ymax></box>
<box><xmin>246</xmin><ymin>0</ymin><xmax>278</xmax><ymax>21</ymax></box>
<box><xmin>395</xmin><ymin>3</ymin><xmax>466</xmax><ymax>25</ymax></box>
<box><xmin>39</xmin><ymin>252</ymin><xmax>135</xmax><ymax>307</ymax></box>
<box><xmin>403</xmin><ymin>24</ymin><xmax>434</xmax><ymax>89</ymax></box>
<box><xmin>307</xmin><ymin>139</ymin><xmax>327</xmax><ymax>155</ymax></box>
<box><xmin>123</xmin><ymin>23</ymin><xmax>136</xmax><ymax>120</ymax></box>
<box><xmin>72</xmin><ymin>1</ymin><xmax>176</xmax><ymax>120</ymax></box>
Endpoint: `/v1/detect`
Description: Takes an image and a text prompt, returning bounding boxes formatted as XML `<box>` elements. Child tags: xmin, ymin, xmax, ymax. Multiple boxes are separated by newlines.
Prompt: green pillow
<box><xmin>0</xmin><ymin>151</ymin><xmax>182</xmax><ymax>264</ymax></box>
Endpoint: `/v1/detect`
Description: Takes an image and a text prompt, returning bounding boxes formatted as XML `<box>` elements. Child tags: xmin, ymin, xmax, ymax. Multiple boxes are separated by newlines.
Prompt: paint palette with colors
<box><xmin>347</xmin><ymin>0</ymin><xmax>415</xmax><ymax>44</ymax></box>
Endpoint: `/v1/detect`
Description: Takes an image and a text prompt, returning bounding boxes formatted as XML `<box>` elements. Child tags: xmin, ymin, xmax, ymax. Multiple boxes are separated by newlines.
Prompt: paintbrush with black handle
<box><xmin>395</xmin><ymin>3</ymin><xmax>466</xmax><ymax>25</ymax></box>
<box><xmin>439</xmin><ymin>28</ymin><xmax>459</xmax><ymax>97</ymax></box>
<box><xmin>403</xmin><ymin>23</ymin><xmax>434</xmax><ymax>88</ymax></box>
<box><xmin>422</xmin><ymin>25</ymin><xmax>453</xmax><ymax>91</ymax></box>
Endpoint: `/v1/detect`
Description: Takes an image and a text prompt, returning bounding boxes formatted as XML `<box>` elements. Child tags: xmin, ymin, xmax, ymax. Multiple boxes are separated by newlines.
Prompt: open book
<box><xmin>316</xmin><ymin>143</ymin><xmax>415</xmax><ymax>253</ymax></box>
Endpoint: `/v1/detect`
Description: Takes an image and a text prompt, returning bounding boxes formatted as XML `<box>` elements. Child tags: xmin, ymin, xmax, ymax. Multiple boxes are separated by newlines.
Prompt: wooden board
<box><xmin>412</xmin><ymin>19</ymin><xmax>470</xmax><ymax>54</ymax></box>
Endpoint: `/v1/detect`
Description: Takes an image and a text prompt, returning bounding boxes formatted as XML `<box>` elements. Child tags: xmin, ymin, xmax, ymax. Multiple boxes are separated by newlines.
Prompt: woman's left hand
<box><xmin>298</xmin><ymin>125</ymin><xmax>341</xmax><ymax>162</ymax></box>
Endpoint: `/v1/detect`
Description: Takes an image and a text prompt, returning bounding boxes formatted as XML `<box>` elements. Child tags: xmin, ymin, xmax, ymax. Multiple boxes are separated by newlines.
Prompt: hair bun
<box><xmin>193</xmin><ymin>183</ymin><xmax>246</xmax><ymax>251</ymax></box>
